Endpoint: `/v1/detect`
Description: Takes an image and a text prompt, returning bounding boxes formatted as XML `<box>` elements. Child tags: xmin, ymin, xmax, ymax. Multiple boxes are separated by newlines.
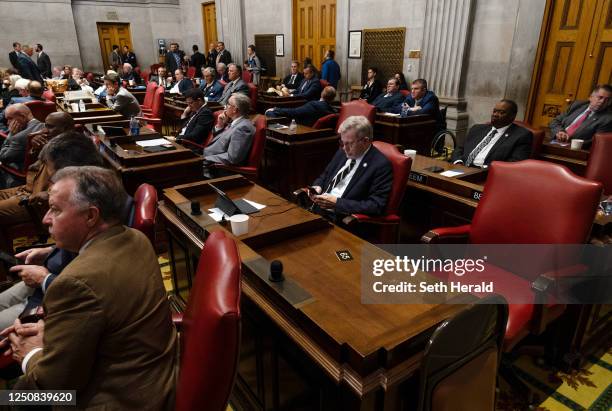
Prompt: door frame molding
<box><xmin>201</xmin><ymin>1</ymin><xmax>217</xmax><ymax>48</ymax></box>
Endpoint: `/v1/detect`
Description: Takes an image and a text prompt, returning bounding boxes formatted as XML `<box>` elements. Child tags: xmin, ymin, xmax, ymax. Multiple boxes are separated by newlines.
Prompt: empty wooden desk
<box><xmin>538</xmin><ymin>139</ymin><xmax>589</xmax><ymax>175</ymax></box>
<box><xmin>257</xmin><ymin>93</ymin><xmax>306</xmax><ymax>114</ymax></box>
<box><xmin>374</xmin><ymin>113</ymin><xmax>437</xmax><ymax>155</ymax></box>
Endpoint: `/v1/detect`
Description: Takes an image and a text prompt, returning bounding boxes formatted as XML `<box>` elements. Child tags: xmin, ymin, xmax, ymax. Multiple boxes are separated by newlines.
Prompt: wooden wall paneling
<box><xmin>254</xmin><ymin>34</ymin><xmax>277</xmax><ymax>77</ymax></box>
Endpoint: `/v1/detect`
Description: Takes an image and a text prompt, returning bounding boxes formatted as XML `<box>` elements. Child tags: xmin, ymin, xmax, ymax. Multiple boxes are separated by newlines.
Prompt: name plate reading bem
<box><xmin>408</xmin><ymin>172</ymin><xmax>428</xmax><ymax>184</ymax></box>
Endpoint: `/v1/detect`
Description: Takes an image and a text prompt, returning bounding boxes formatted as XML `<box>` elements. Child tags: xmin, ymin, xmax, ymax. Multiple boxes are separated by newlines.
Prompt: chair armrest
<box><xmin>342</xmin><ymin>214</ymin><xmax>400</xmax><ymax>226</ymax></box>
<box><xmin>421</xmin><ymin>224</ymin><xmax>472</xmax><ymax>244</ymax></box>
<box><xmin>531</xmin><ymin>264</ymin><xmax>589</xmax><ymax>303</ymax></box>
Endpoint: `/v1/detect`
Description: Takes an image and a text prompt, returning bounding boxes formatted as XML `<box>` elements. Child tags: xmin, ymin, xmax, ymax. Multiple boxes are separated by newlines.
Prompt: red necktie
<box><xmin>566</xmin><ymin>109</ymin><xmax>590</xmax><ymax>137</ymax></box>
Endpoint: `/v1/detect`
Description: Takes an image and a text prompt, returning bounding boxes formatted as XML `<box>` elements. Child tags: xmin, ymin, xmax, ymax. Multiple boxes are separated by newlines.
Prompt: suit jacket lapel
<box><xmin>484</xmin><ymin>124</ymin><xmax>514</xmax><ymax>162</ymax></box>
<box><xmin>342</xmin><ymin>148</ymin><xmax>374</xmax><ymax>198</ymax></box>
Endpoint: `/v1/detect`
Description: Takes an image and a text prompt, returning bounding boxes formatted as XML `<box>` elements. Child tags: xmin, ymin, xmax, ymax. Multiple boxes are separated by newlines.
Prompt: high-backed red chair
<box><xmin>131</xmin><ymin>183</ymin><xmax>158</xmax><ymax>248</ymax></box>
<box><xmin>141</xmin><ymin>69</ymin><xmax>150</xmax><ymax>84</ymax></box>
<box><xmin>42</xmin><ymin>89</ymin><xmax>56</xmax><ymax>102</ymax></box>
<box><xmin>242</xmin><ymin>70</ymin><xmax>253</xmax><ymax>84</ymax></box>
<box><xmin>336</xmin><ymin>100</ymin><xmax>376</xmax><ymax>133</ymax></box>
<box><xmin>142</xmin><ymin>86</ymin><xmax>164</xmax><ymax>132</ymax></box>
<box><xmin>320</xmin><ymin>79</ymin><xmax>330</xmax><ymax>89</ymax></box>
<box><xmin>150</xmin><ymin>63</ymin><xmax>161</xmax><ymax>74</ymax></box>
<box><xmin>343</xmin><ymin>141</ymin><xmax>412</xmax><ymax>243</ymax></box>
<box><xmin>400</xmin><ymin>89</ymin><xmax>410</xmax><ymax>97</ymax></box>
<box><xmin>513</xmin><ymin>120</ymin><xmax>545</xmax><ymax>158</ymax></box>
<box><xmin>174</xmin><ymin>230</ymin><xmax>241</xmax><ymax>411</ymax></box>
<box><xmin>186</xmin><ymin>66</ymin><xmax>196</xmax><ymax>79</ymax></box>
<box><xmin>585</xmin><ymin>132</ymin><xmax>612</xmax><ymax>195</ymax></box>
<box><xmin>210</xmin><ymin>115</ymin><xmax>267</xmax><ymax>181</ymax></box>
<box><xmin>422</xmin><ymin>160</ymin><xmax>602</xmax><ymax>350</ymax></box>
<box><xmin>140</xmin><ymin>81</ymin><xmax>158</xmax><ymax>114</ymax></box>
<box><xmin>312</xmin><ymin>113</ymin><xmax>339</xmax><ymax>130</ymax></box>
<box><xmin>25</xmin><ymin>100</ymin><xmax>56</xmax><ymax>122</ymax></box>
<box><xmin>247</xmin><ymin>83</ymin><xmax>258</xmax><ymax>112</ymax></box>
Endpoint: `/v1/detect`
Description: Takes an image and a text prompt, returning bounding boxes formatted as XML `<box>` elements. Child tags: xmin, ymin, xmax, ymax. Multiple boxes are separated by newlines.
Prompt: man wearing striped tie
<box><xmin>309</xmin><ymin>116</ymin><xmax>393</xmax><ymax>223</ymax></box>
<box><xmin>451</xmin><ymin>99</ymin><xmax>533</xmax><ymax>168</ymax></box>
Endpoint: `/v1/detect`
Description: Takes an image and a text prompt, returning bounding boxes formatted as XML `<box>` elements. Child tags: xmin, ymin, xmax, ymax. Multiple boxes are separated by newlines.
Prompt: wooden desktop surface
<box><xmin>374</xmin><ymin>113</ymin><xmax>438</xmax><ymax>154</ymax></box>
<box><xmin>538</xmin><ymin>139</ymin><xmax>589</xmax><ymax>175</ymax></box>
<box><xmin>57</xmin><ymin>101</ymin><xmax>124</xmax><ymax>124</ymax></box>
<box><xmin>257</xmin><ymin>93</ymin><xmax>306</xmax><ymax>114</ymax></box>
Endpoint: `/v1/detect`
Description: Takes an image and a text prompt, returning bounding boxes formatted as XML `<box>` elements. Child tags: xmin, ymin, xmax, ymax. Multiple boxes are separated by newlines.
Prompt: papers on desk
<box><xmin>439</xmin><ymin>170</ymin><xmax>464</xmax><ymax>178</ymax></box>
<box><xmin>135</xmin><ymin>138</ymin><xmax>170</xmax><ymax>147</ymax></box>
<box><xmin>382</xmin><ymin>112</ymin><xmax>401</xmax><ymax>117</ymax></box>
<box><xmin>207</xmin><ymin>199</ymin><xmax>266</xmax><ymax>222</ymax></box>
<box><xmin>269</xmin><ymin>123</ymin><xmax>289</xmax><ymax>129</ymax></box>
<box><xmin>549</xmin><ymin>139</ymin><xmax>570</xmax><ymax>146</ymax></box>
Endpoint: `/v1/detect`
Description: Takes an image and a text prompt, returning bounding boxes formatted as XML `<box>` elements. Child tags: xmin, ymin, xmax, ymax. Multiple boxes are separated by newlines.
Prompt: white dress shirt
<box><xmin>330</xmin><ymin>146</ymin><xmax>371</xmax><ymax>198</ymax></box>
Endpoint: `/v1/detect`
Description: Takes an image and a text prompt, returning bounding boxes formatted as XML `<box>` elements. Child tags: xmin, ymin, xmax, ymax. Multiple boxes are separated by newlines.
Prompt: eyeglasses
<box><xmin>225</xmin><ymin>102</ymin><xmax>236</xmax><ymax>109</ymax></box>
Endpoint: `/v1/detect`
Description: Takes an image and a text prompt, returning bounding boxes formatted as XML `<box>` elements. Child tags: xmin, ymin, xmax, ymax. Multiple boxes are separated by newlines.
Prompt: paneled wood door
<box><xmin>202</xmin><ymin>2</ymin><xmax>218</xmax><ymax>49</ymax></box>
<box><xmin>97</xmin><ymin>23</ymin><xmax>133</xmax><ymax>71</ymax></box>
<box><xmin>528</xmin><ymin>0</ymin><xmax>612</xmax><ymax>129</ymax></box>
<box><xmin>293</xmin><ymin>0</ymin><xmax>336</xmax><ymax>68</ymax></box>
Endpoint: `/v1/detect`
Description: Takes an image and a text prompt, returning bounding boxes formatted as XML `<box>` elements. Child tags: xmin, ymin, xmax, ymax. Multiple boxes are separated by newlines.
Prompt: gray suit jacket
<box><xmin>549</xmin><ymin>101</ymin><xmax>612</xmax><ymax>147</ymax></box>
<box><xmin>218</xmin><ymin>79</ymin><xmax>250</xmax><ymax>105</ymax></box>
<box><xmin>204</xmin><ymin>116</ymin><xmax>255</xmax><ymax>165</ymax></box>
<box><xmin>107</xmin><ymin>87</ymin><xmax>142</xmax><ymax>118</ymax></box>
<box><xmin>0</xmin><ymin>118</ymin><xmax>44</xmax><ymax>187</ymax></box>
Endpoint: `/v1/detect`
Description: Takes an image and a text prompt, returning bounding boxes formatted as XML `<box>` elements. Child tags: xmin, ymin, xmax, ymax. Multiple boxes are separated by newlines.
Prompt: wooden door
<box><xmin>293</xmin><ymin>0</ymin><xmax>336</xmax><ymax>68</ymax></box>
<box><xmin>202</xmin><ymin>2</ymin><xmax>218</xmax><ymax>50</ymax></box>
<box><xmin>528</xmin><ymin>0</ymin><xmax>611</xmax><ymax>129</ymax></box>
<box><xmin>97</xmin><ymin>23</ymin><xmax>133</xmax><ymax>71</ymax></box>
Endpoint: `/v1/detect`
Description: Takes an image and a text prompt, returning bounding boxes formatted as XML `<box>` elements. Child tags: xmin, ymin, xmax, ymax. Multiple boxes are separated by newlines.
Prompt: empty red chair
<box><xmin>174</xmin><ymin>230</ymin><xmax>241</xmax><ymax>411</ymax></box>
<box><xmin>186</xmin><ymin>66</ymin><xmax>196</xmax><ymax>79</ymax></box>
<box><xmin>25</xmin><ymin>100</ymin><xmax>56</xmax><ymax>122</ymax></box>
<box><xmin>141</xmin><ymin>81</ymin><xmax>159</xmax><ymax>114</ymax></box>
<box><xmin>141</xmin><ymin>69</ymin><xmax>150</xmax><ymax>84</ymax></box>
<box><xmin>131</xmin><ymin>184</ymin><xmax>157</xmax><ymax>248</ymax></box>
<box><xmin>336</xmin><ymin>100</ymin><xmax>376</xmax><ymax>132</ymax></box>
<box><xmin>242</xmin><ymin>70</ymin><xmax>253</xmax><ymax>84</ymax></box>
<box><xmin>312</xmin><ymin>113</ymin><xmax>339</xmax><ymax>130</ymax></box>
<box><xmin>247</xmin><ymin>83</ymin><xmax>258</xmax><ymax>112</ymax></box>
<box><xmin>585</xmin><ymin>132</ymin><xmax>612</xmax><ymax>195</ymax></box>
<box><xmin>142</xmin><ymin>86</ymin><xmax>164</xmax><ymax>132</ymax></box>
<box><xmin>42</xmin><ymin>89</ymin><xmax>56</xmax><ymax>102</ymax></box>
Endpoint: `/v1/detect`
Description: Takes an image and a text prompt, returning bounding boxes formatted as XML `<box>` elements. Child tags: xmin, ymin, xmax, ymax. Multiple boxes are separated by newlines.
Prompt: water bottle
<box><xmin>400</xmin><ymin>103</ymin><xmax>409</xmax><ymax>118</ymax></box>
<box><xmin>79</xmin><ymin>99</ymin><xmax>86</xmax><ymax>112</ymax></box>
<box><xmin>289</xmin><ymin>119</ymin><xmax>297</xmax><ymax>133</ymax></box>
<box><xmin>129</xmin><ymin>116</ymin><xmax>140</xmax><ymax>136</ymax></box>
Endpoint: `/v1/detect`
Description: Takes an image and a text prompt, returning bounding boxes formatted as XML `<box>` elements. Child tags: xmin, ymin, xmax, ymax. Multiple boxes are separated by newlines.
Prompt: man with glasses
<box><xmin>176</xmin><ymin>88</ymin><xmax>214</xmax><ymax>146</ymax></box>
<box><xmin>199</xmin><ymin>66</ymin><xmax>223</xmax><ymax>101</ymax></box>
<box><xmin>308</xmin><ymin>115</ymin><xmax>392</xmax><ymax>222</ymax></box>
<box><xmin>203</xmin><ymin>93</ymin><xmax>255</xmax><ymax>177</ymax></box>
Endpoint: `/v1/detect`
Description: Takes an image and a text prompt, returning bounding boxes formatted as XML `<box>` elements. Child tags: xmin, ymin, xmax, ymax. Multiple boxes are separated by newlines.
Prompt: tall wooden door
<box><xmin>97</xmin><ymin>23</ymin><xmax>133</xmax><ymax>71</ymax></box>
<box><xmin>202</xmin><ymin>2</ymin><xmax>218</xmax><ymax>49</ymax></box>
<box><xmin>528</xmin><ymin>0</ymin><xmax>612</xmax><ymax>129</ymax></box>
<box><xmin>293</xmin><ymin>0</ymin><xmax>336</xmax><ymax>67</ymax></box>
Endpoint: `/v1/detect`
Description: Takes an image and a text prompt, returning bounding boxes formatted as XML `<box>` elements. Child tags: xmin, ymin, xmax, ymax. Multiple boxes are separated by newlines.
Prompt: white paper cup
<box><xmin>570</xmin><ymin>139</ymin><xmax>584</xmax><ymax>150</ymax></box>
<box><xmin>404</xmin><ymin>149</ymin><xmax>417</xmax><ymax>161</ymax></box>
<box><xmin>229</xmin><ymin>214</ymin><xmax>249</xmax><ymax>236</ymax></box>
<box><xmin>129</xmin><ymin>79</ymin><xmax>135</xmax><ymax>86</ymax></box>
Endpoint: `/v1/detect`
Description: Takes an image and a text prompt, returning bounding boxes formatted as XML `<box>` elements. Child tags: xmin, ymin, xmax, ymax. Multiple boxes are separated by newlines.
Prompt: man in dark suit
<box><xmin>4</xmin><ymin>166</ymin><xmax>176</xmax><ymax>410</ymax></box>
<box><xmin>149</xmin><ymin>66</ymin><xmax>172</xmax><ymax>89</ymax></box>
<box><xmin>35</xmin><ymin>44</ymin><xmax>52</xmax><ymax>79</ymax></box>
<box><xmin>359</xmin><ymin>66</ymin><xmax>383</xmax><ymax>103</ymax></box>
<box><xmin>281</xmin><ymin>61</ymin><xmax>304</xmax><ymax>90</ymax></box>
<box><xmin>206</xmin><ymin>42</ymin><xmax>218</xmax><ymax>68</ymax></box>
<box><xmin>549</xmin><ymin>84</ymin><xmax>612</xmax><ymax>148</ymax></box>
<box><xmin>391</xmin><ymin>78</ymin><xmax>444</xmax><ymax>130</ymax></box>
<box><xmin>119</xmin><ymin>63</ymin><xmax>142</xmax><ymax>85</ymax></box>
<box><xmin>451</xmin><ymin>99</ymin><xmax>533</xmax><ymax>168</ymax></box>
<box><xmin>218</xmin><ymin>63</ymin><xmax>249</xmax><ymax>105</ymax></box>
<box><xmin>371</xmin><ymin>78</ymin><xmax>404</xmax><ymax>112</ymax></box>
<box><xmin>9</xmin><ymin>42</ymin><xmax>22</xmax><ymax>71</ymax></box>
<box><xmin>199</xmin><ymin>67</ymin><xmax>224</xmax><ymax>101</ymax></box>
<box><xmin>122</xmin><ymin>45</ymin><xmax>138</xmax><ymax>68</ymax></box>
<box><xmin>190</xmin><ymin>45</ymin><xmax>206</xmax><ymax>75</ymax></box>
<box><xmin>18</xmin><ymin>45</ymin><xmax>44</xmax><ymax>84</ymax></box>
<box><xmin>267</xmin><ymin>86</ymin><xmax>337</xmax><ymax>126</ymax></box>
<box><xmin>309</xmin><ymin>115</ymin><xmax>392</xmax><ymax>220</ymax></box>
<box><xmin>291</xmin><ymin>65</ymin><xmax>322</xmax><ymax>101</ymax></box>
<box><xmin>215</xmin><ymin>41</ymin><xmax>232</xmax><ymax>66</ymax></box>
<box><xmin>165</xmin><ymin>42</ymin><xmax>185</xmax><ymax>75</ymax></box>
<box><xmin>109</xmin><ymin>44</ymin><xmax>122</xmax><ymax>71</ymax></box>
<box><xmin>176</xmin><ymin>88</ymin><xmax>214</xmax><ymax>145</ymax></box>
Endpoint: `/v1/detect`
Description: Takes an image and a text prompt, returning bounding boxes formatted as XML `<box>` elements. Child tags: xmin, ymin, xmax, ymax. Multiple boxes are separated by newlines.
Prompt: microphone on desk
<box><xmin>190</xmin><ymin>200</ymin><xmax>202</xmax><ymax>215</ymax></box>
<box><xmin>269</xmin><ymin>260</ymin><xmax>285</xmax><ymax>283</ymax></box>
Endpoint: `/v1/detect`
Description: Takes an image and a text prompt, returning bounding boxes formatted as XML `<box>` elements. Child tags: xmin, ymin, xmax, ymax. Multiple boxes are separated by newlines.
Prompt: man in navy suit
<box><xmin>176</xmin><ymin>88</ymin><xmax>214</xmax><ymax>146</ymax></box>
<box><xmin>169</xmin><ymin>69</ymin><xmax>193</xmax><ymax>95</ymax></box>
<box><xmin>371</xmin><ymin>78</ymin><xmax>404</xmax><ymax>112</ymax></box>
<box><xmin>199</xmin><ymin>67</ymin><xmax>224</xmax><ymax>101</ymax></box>
<box><xmin>391</xmin><ymin>78</ymin><xmax>444</xmax><ymax>130</ymax></box>
<box><xmin>292</xmin><ymin>65</ymin><xmax>322</xmax><ymax>101</ymax></box>
<box><xmin>451</xmin><ymin>99</ymin><xmax>533</xmax><ymax>168</ymax></box>
<box><xmin>18</xmin><ymin>45</ymin><xmax>44</xmax><ymax>84</ymax></box>
<box><xmin>309</xmin><ymin>115</ymin><xmax>392</xmax><ymax>220</ymax></box>
<box><xmin>281</xmin><ymin>61</ymin><xmax>304</xmax><ymax>90</ymax></box>
<box><xmin>266</xmin><ymin>86</ymin><xmax>337</xmax><ymax>126</ymax></box>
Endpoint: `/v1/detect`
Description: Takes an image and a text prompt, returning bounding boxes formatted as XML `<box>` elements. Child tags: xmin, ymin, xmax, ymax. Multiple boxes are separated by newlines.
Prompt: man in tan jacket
<box><xmin>2</xmin><ymin>166</ymin><xmax>176</xmax><ymax>410</ymax></box>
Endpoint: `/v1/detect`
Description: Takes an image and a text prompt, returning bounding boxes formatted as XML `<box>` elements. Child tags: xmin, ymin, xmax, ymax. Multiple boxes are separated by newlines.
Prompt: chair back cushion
<box><xmin>247</xmin><ymin>83</ymin><xmax>258</xmax><ymax>110</ymax></box>
<box><xmin>25</xmin><ymin>100</ymin><xmax>56</xmax><ymax>122</ymax></box>
<box><xmin>131</xmin><ymin>183</ymin><xmax>157</xmax><ymax>247</ymax></box>
<box><xmin>242</xmin><ymin>70</ymin><xmax>253</xmax><ymax>84</ymax></box>
<box><xmin>246</xmin><ymin>115</ymin><xmax>267</xmax><ymax>169</ymax></box>
<box><xmin>312</xmin><ymin>113</ymin><xmax>339</xmax><ymax>130</ymax></box>
<box><xmin>585</xmin><ymin>132</ymin><xmax>612</xmax><ymax>195</ymax></box>
<box><xmin>187</xmin><ymin>66</ymin><xmax>196</xmax><ymax>79</ymax></box>
<box><xmin>400</xmin><ymin>89</ymin><xmax>410</xmax><ymax>97</ymax></box>
<box><xmin>176</xmin><ymin>230</ymin><xmax>241</xmax><ymax>411</ymax></box>
<box><xmin>143</xmin><ymin>81</ymin><xmax>158</xmax><ymax>109</ymax></box>
<box><xmin>372</xmin><ymin>141</ymin><xmax>411</xmax><ymax>216</ymax></box>
<box><xmin>513</xmin><ymin>120</ymin><xmax>544</xmax><ymax>158</ymax></box>
<box><xmin>150</xmin><ymin>86</ymin><xmax>165</xmax><ymax>118</ymax></box>
<box><xmin>337</xmin><ymin>100</ymin><xmax>376</xmax><ymax>132</ymax></box>
<box><xmin>42</xmin><ymin>89</ymin><xmax>56</xmax><ymax>102</ymax></box>
<box><xmin>141</xmin><ymin>69</ymin><xmax>150</xmax><ymax>84</ymax></box>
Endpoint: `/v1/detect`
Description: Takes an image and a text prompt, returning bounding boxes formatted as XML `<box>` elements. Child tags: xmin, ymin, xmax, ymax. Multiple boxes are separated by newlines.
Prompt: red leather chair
<box><xmin>422</xmin><ymin>160</ymin><xmax>602</xmax><ymax>351</ymax></box>
<box><xmin>320</xmin><ymin>79</ymin><xmax>330</xmax><ymax>89</ymax></box>
<box><xmin>42</xmin><ymin>89</ymin><xmax>56</xmax><ymax>102</ymax></box>
<box><xmin>312</xmin><ymin>113</ymin><xmax>339</xmax><ymax>130</ymax></box>
<box><xmin>513</xmin><ymin>120</ymin><xmax>545</xmax><ymax>158</ymax></box>
<box><xmin>242</xmin><ymin>70</ymin><xmax>253</xmax><ymax>84</ymax></box>
<box><xmin>174</xmin><ymin>230</ymin><xmax>241</xmax><ymax>411</ymax></box>
<box><xmin>131</xmin><ymin>184</ymin><xmax>157</xmax><ymax>248</ymax></box>
<box><xmin>141</xmin><ymin>69</ymin><xmax>150</xmax><ymax>84</ymax></box>
<box><xmin>336</xmin><ymin>100</ymin><xmax>376</xmax><ymax>133</ymax></box>
<box><xmin>140</xmin><ymin>81</ymin><xmax>159</xmax><ymax>114</ymax></box>
<box><xmin>178</xmin><ymin>110</ymin><xmax>223</xmax><ymax>152</ymax></box>
<box><xmin>150</xmin><ymin>63</ymin><xmax>161</xmax><ymax>74</ymax></box>
<box><xmin>585</xmin><ymin>132</ymin><xmax>612</xmax><ymax>195</ymax></box>
<box><xmin>247</xmin><ymin>83</ymin><xmax>258</xmax><ymax>112</ymax></box>
<box><xmin>142</xmin><ymin>86</ymin><xmax>164</xmax><ymax>132</ymax></box>
<box><xmin>25</xmin><ymin>100</ymin><xmax>56</xmax><ymax>122</ymax></box>
<box><xmin>400</xmin><ymin>89</ymin><xmax>410</xmax><ymax>97</ymax></box>
<box><xmin>210</xmin><ymin>115</ymin><xmax>267</xmax><ymax>181</ymax></box>
<box><xmin>343</xmin><ymin>141</ymin><xmax>412</xmax><ymax>243</ymax></box>
<box><xmin>186</xmin><ymin>66</ymin><xmax>196</xmax><ymax>79</ymax></box>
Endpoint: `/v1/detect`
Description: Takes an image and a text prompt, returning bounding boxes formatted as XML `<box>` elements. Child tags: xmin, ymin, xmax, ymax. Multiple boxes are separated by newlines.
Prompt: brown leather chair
<box><xmin>585</xmin><ymin>131</ymin><xmax>612</xmax><ymax>195</ymax></box>
<box><xmin>418</xmin><ymin>295</ymin><xmax>508</xmax><ymax>411</ymax></box>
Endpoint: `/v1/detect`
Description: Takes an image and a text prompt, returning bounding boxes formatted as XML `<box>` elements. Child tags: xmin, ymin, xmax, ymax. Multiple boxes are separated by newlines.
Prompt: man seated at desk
<box><xmin>451</xmin><ymin>99</ymin><xmax>532</xmax><ymax>168</ymax></box>
<box><xmin>119</xmin><ymin>63</ymin><xmax>142</xmax><ymax>86</ymax></box>
<box><xmin>308</xmin><ymin>115</ymin><xmax>392</xmax><ymax>225</ymax></box>
<box><xmin>390</xmin><ymin>78</ymin><xmax>444</xmax><ymax>130</ymax></box>
<box><xmin>291</xmin><ymin>65</ymin><xmax>322</xmax><ymax>101</ymax></box>
<box><xmin>169</xmin><ymin>69</ymin><xmax>193</xmax><ymax>95</ymax></box>
<box><xmin>216</xmin><ymin>62</ymin><xmax>229</xmax><ymax>83</ymax></box>
<box><xmin>149</xmin><ymin>66</ymin><xmax>172</xmax><ymax>90</ymax></box>
<box><xmin>281</xmin><ymin>60</ymin><xmax>304</xmax><ymax>91</ymax></box>
<box><xmin>203</xmin><ymin>93</ymin><xmax>255</xmax><ymax>178</ymax></box>
<box><xmin>359</xmin><ymin>66</ymin><xmax>383</xmax><ymax>104</ymax></box>
<box><xmin>265</xmin><ymin>86</ymin><xmax>337</xmax><ymax>127</ymax></box>
<box><xmin>549</xmin><ymin>84</ymin><xmax>612</xmax><ymax>149</ymax></box>
<box><xmin>103</xmin><ymin>73</ymin><xmax>141</xmax><ymax>118</ymax></box>
<box><xmin>199</xmin><ymin>67</ymin><xmax>223</xmax><ymax>102</ymax></box>
<box><xmin>371</xmin><ymin>78</ymin><xmax>404</xmax><ymax>113</ymax></box>
<box><xmin>218</xmin><ymin>63</ymin><xmax>249</xmax><ymax>106</ymax></box>
<box><xmin>176</xmin><ymin>88</ymin><xmax>214</xmax><ymax>146</ymax></box>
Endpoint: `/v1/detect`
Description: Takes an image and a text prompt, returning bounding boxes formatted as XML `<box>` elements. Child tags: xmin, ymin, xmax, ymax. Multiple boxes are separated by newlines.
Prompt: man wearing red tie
<box><xmin>550</xmin><ymin>84</ymin><xmax>612</xmax><ymax>148</ymax></box>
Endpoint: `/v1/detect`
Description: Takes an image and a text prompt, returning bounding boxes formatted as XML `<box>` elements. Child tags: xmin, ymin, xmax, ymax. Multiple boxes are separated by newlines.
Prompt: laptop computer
<box><xmin>209</xmin><ymin>183</ymin><xmax>259</xmax><ymax>216</ymax></box>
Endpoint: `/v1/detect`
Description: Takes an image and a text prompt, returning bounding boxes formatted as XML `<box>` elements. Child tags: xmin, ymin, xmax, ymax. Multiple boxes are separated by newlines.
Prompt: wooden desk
<box><xmin>161</xmin><ymin>175</ymin><xmax>467</xmax><ymax>410</ymax></box>
<box><xmin>538</xmin><ymin>140</ymin><xmax>589</xmax><ymax>175</ymax></box>
<box><xmin>256</xmin><ymin>93</ymin><xmax>306</xmax><ymax>114</ymax></box>
<box><xmin>126</xmin><ymin>87</ymin><xmax>146</xmax><ymax>104</ymax></box>
<box><xmin>163</xmin><ymin>96</ymin><xmax>223</xmax><ymax>134</ymax></box>
<box><xmin>374</xmin><ymin>113</ymin><xmax>438</xmax><ymax>155</ymax></box>
<box><xmin>261</xmin><ymin>123</ymin><xmax>338</xmax><ymax>197</ymax></box>
<box><xmin>96</xmin><ymin>129</ymin><xmax>202</xmax><ymax>194</ymax></box>
<box><xmin>57</xmin><ymin>101</ymin><xmax>124</xmax><ymax>125</ymax></box>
